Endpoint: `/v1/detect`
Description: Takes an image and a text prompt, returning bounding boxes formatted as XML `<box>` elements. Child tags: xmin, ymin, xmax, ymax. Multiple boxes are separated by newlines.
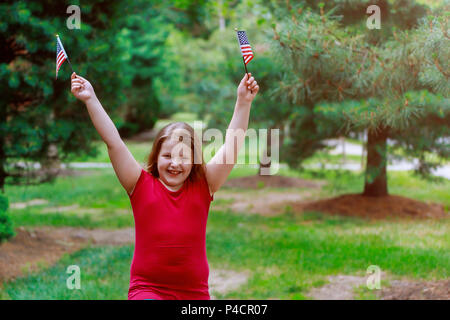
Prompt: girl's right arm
<box><xmin>70</xmin><ymin>72</ymin><xmax>142</xmax><ymax>195</ymax></box>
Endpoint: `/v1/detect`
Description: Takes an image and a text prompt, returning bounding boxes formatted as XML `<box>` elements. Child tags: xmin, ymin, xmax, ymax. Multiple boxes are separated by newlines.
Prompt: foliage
<box><xmin>268</xmin><ymin>2</ymin><xmax>449</xmax><ymax>179</ymax></box>
<box><xmin>1</xmin><ymin>0</ymin><xmax>448</xmax><ymax>194</ymax></box>
<box><xmin>1</xmin><ymin>0</ymin><xmax>133</xmax><ymax>187</ymax></box>
<box><xmin>0</xmin><ymin>193</ymin><xmax>15</xmax><ymax>242</ymax></box>
<box><xmin>0</xmin><ymin>0</ymin><xmax>184</xmax><ymax>187</ymax></box>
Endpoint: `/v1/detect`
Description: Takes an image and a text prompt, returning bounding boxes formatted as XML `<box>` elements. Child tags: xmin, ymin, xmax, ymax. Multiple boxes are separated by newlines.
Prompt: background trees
<box><xmin>1</xmin><ymin>0</ymin><xmax>132</xmax><ymax>189</ymax></box>
<box><xmin>266</xmin><ymin>1</ymin><xmax>449</xmax><ymax>196</ymax></box>
<box><xmin>1</xmin><ymin>0</ymin><xmax>448</xmax><ymax>239</ymax></box>
<box><xmin>0</xmin><ymin>0</ymin><xmax>189</xmax><ymax>189</ymax></box>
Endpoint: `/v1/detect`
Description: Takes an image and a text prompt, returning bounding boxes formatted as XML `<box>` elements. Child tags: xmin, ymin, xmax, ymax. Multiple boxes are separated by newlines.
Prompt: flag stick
<box><xmin>66</xmin><ymin>56</ymin><xmax>75</xmax><ymax>73</ymax></box>
<box><xmin>242</xmin><ymin>56</ymin><xmax>252</xmax><ymax>94</ymax></box>
<box><xmin>242</xmin><ymin>56</ymin><xmax>249</xmax><ymax>75</ymax></box>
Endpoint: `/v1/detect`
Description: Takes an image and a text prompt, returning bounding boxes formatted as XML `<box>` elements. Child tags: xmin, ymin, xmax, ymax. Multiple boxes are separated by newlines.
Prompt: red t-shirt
<box><xmin>127</xmin><ymin>169</ymin><xmax>213</xmax><ymax>300</ymax></box>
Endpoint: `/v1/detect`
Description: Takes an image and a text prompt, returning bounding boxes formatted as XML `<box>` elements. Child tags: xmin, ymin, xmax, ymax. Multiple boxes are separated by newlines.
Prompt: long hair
<box><xmin>146</xmin><ymin>122</ymin><xmax>206</xmax><ymax>183</ymax></box>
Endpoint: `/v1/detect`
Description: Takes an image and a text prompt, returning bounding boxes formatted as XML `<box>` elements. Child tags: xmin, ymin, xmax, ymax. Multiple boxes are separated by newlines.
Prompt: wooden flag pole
<box><xmin>242</xmin><ymin>56</ymin><xmax>249</xmax><ymax>75</ymax></box>
<box><xmin>235</xmin><ymin>28</ymin><xmax>252</xmax><ymax>94</ymax></box>
<box><xmin>66</xmin><ymin>56</ymin><xmax>75</xmax><ymax>74</ymax></box>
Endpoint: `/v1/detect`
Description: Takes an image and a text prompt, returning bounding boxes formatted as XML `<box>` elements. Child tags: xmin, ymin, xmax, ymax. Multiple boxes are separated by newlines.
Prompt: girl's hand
<box><xmin>71</xmin><ymin>72</ymin><xmax>96</xmax><ymax>103</ymax></box>
<box><xmin>237</xmin><ymin>73</ymin><xmax>259</xmax><ymax>104</ymax></box>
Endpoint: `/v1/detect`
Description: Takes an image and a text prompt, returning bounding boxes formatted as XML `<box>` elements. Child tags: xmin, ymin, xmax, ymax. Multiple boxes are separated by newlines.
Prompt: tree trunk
<box><xmin>363</xmin><ymin>125</ymin><xmax>389</xmax><ymax>197</ymax></box>
<box><xmin>40</xmin><ymin>110</ymin><xmax>61</xmax><ymax>180</ymax></box>
<box><xmin>40</xmin><ymin>143</ymin><xmax>61</xmax><ymax>180</ymax></box>
<box><xmin>258</xmin><ymin>126</ymin><xmax>281</xmax><ymax>176</ymax></box>
<box><xmin>259</xmin><ymin>127</ymin><xmax>272</xmax><ymax>175</ymax></box>
<box><xmin>218</xmin><ymin>0</ymin><xmax>225</xmax><ymax>31</ymax></box>
<box><xmin>361</xmin><ymin>129</ymin><xmax>366</xmax><ymax>170</ymax></box>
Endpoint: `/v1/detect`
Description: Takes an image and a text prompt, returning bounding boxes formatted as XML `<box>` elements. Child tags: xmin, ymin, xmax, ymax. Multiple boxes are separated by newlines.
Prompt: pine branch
<box><xmin>357</xmin><ymin>50</ymin><xmax>369</xmax><ymax>75</ymax></box>
<box><xmin>434</xmin><ymin>58</ymin><xmax>450</xmax><ymax>78</ymax></box>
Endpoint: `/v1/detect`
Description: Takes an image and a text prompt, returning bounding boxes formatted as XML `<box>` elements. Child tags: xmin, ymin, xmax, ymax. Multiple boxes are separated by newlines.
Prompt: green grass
<box><xmin>6</xmin><ymin>169</ymin><xmax>129</xmax><ymax>209</ymax></box>
<box><xmin>206</xmin><ymin>211</ymin><xmax>449</xmax><ymax>299</ymax></box>
<box><xmin>1</xmin><ymin>210</ymin><xmax>448</xmax><ymax>300</ymax></box>
<box><xmin>4</xmin><ymin>166</ymin><xmax>449</xmax><ymax>230</ymax></box>
<box><xmin>5</xmin><ymin>169</ymin><xmax>134</xmax><ymax>229</ymax></box>
<box><xmin>1</xmin><ymin>158</ymin><xmax>449</xmax><ymax>299</ymax></box>
<box><xmin>0</xmin><ymin>246</ymin><xmax>131</xmax><ymax>300</ymax></box>
<box><xmin>67</xmin><ymin>140</ymin><xmax>151</xmax><ymax>164</ymax></box>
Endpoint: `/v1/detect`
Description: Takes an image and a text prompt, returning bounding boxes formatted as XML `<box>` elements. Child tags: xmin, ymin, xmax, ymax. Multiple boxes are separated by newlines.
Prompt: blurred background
<box><xmin>0</xmin><ymin>0</ymin><xmax>448</xmax><ymax>299</ymax></box>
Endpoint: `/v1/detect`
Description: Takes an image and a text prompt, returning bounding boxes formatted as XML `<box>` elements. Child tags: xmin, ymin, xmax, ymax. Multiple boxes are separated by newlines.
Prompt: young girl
<box><xmin>70</xmin><ymin>72</ymin><xmax>259</xmax><ymax>300</ymax></box>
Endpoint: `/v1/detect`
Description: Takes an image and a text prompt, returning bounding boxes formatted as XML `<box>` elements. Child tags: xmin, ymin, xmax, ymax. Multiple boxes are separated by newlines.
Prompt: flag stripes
<box><xmin>56</xmin><ymin>35</ymin><xmax>68</xmax><ymax>79</ymax></box>
<box><xmin>236</xmin><ymin>30</ymin><xmax>254</xmax><ymax>65</ymax></box>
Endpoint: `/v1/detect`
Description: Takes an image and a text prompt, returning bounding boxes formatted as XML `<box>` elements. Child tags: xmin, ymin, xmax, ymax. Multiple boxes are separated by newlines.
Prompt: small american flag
<box><xmin>56</xmin><ymin>35</ymin><xmax>68</xmax><ymax>79</ymax></box>
<box><xmin>236</xmin><ymin>30</ymin><xmax>254</xmax><ymax>65</ymax></box>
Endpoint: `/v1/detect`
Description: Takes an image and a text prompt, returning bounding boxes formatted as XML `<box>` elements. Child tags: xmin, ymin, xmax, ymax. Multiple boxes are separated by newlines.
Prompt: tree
<box><xmin>1</xmin><ymin>0</ymin><xmax>135</xmax><ymax>191</ymax></box>
<box><xmin>115</xmin><ymin>3</ymin><xmax>175</xmax><ymax>137</ymax></box>
<box><xmin>0</xmin><ymin>0</ymin><xmax>186</xmax><ymax>190</ymax></box>
<box><xmin>166</xmin><ymin>0</ymin><xmax>291</xmax><ymax>174</ymax></box>
<box><xmin>269</xmin><ymin>3</ymin><xmax>449</xmax><ymax>197</ymax></box>
<box><xmin>0</xmin><ymin>193</ymin><xmax>14</xmax><ymax>242</ymax></box>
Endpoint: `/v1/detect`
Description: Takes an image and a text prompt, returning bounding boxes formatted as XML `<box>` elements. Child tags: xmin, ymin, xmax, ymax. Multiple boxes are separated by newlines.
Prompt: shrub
<box><xmin>0</xmin><ymin>194</ymin><xmax>15</xmax><ymax>242</ymax></box>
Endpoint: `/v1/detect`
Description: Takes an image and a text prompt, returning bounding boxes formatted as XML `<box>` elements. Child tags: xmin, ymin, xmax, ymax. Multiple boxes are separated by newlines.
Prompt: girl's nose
<box><xmin>171</xmin><ymin>157</ymin><xmax>181</xmax><ymax>166</ymax></box>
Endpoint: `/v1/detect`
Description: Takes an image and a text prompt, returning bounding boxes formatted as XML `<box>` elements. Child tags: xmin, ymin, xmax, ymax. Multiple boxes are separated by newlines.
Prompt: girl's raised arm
<box><xmin>70</xmin><ymin>72</ymin><xmax>142</xmax><ymax>195</ymax></box>
<box><xmin>206</xmin><ymin>73</ymin><xmax>259</xmax><ymax>194</ymax></box>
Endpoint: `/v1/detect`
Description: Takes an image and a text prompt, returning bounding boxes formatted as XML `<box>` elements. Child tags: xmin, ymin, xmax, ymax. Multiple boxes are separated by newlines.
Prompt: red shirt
<box><xmin>127</xmin><ymin>169</ymin><xmax>213</xmax><ymax>300</ymax></box>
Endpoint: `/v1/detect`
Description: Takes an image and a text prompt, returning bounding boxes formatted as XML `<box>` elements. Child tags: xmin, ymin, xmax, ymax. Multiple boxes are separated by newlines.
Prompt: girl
<box><xmin>70</xmin><ymin>72</ymin><xmax>259</xmax><ymax>300</ymax></box>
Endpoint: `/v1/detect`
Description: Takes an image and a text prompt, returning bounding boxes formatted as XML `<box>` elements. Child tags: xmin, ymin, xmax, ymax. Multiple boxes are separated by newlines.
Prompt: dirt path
<box><xmin>2</xmin><ymin>227</ymin><xmax>448</xmax><ymax>300</ymax></box>
<box><xmin>307</xmin><ymin>274</ymin><xmax>450</xmax><ymax>300</ymax></box>
<box><xmin>209</xmin><ymin>269</ymin><xmax>250</xmax><ymax>299</ymax></box>
<box><xmin>213</xmin><ymin>190</ymin><xmax>313</xmax><ymax>216</ymax></box>
<box><xmin>308</xmin><ymin>275</ymin><xmax>368</xmax><ymax>300</ymax></box>
<box><xmin>0</xmin><ymin>226</ymin><xmax>135</xmax><ymax>282</ymax></box>
<box><xmin>209</xmin><ymin>175</ymin><xmax>324</xmax><ymax>216</ymax></box>
<box><xmin>0</xmin><ymin>226</ymin><xmax>248</xmax><ymax>298</ymax></box>
<box><xmin>10</xmin><ymin>199</ymin><xmax>130</xmax><ymax>215</ymax></box>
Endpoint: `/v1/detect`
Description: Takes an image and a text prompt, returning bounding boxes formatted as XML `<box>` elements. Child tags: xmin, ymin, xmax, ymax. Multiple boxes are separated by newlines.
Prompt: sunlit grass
<box><xmin>2</xmin><ymin>151</ymin><xmax>449</xmax><ymax>299</ymax></box>
<box><xmin>1</xmin><ymin>210</ymin><xmax>448</xmax><ymax>300</ymax></box>
<box><xmin>4</xmin><ymin>165</ymin><xmax>449</xmax><ymax>230</ymax></box>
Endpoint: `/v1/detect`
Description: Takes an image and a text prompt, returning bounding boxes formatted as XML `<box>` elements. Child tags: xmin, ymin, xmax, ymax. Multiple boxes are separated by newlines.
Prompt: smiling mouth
<box><xmin>167</xmin><ymin>169</ymin><xmax>182</xmax><ymax>176</ymax></box>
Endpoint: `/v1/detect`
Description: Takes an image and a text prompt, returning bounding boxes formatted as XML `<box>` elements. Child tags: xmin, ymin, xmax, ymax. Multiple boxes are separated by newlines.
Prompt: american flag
<box><xmin>56</xmin><ymin>35</ymin><xmax>68</xmax><ymax>79</ymax></box>
<box><xmin>236</xmin><ymin>30</ymin><xmax>254</xmax><ymax>65</ymax></box>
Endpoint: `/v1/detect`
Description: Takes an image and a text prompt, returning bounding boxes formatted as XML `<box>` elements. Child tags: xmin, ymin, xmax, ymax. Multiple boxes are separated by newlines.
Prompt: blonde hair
<box><xmin>146</xmin><ymin>122</ymin><xmax>206</xmax><ymax>183</ymax></box>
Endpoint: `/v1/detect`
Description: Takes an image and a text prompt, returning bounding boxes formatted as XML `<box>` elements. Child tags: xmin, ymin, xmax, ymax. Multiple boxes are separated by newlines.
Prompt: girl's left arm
<box><xmin>206</xmin><ymin>73</ymin><xmax>259</xmax><ymax>194</ymax></box>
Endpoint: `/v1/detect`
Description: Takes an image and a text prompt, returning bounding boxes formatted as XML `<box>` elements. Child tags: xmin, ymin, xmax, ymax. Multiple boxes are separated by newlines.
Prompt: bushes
<box><xmin>0</xmin><ymin>193</ymin><xmax>15</xmax><ymax>242</ymax></box>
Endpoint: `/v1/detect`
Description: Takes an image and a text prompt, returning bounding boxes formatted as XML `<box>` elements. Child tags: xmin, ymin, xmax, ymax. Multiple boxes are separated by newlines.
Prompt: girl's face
<box><xmin>157</xmin><ymin>138</ymin><xmax>193</xmax><ymax>191</ymax></box>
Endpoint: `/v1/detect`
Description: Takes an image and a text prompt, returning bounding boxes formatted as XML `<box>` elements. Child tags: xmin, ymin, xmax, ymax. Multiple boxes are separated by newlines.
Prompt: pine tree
<box><xmin>0</xmin><ymin>0</ymin><xmax>132</xmax><ymax>189</ymax></box>
<box><xmin>0</xmin><ymin>0</ymin><xmax>181</xmax><ymax>189</ymax></box>
<box><xmin>269</xmin><ymin>3</ymin><xmax>449</xmax><ymax>197</ymax></box>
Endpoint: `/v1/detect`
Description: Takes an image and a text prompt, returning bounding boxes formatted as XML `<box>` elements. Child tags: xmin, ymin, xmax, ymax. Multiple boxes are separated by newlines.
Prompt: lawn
<box><xmin>1</xmin><ymin>165</ymin><xmax>449</xmax><ymax>299</ymax></box>
<box><xmin>1</xmin><ymin>210</ymin><xmax>448</xmax><ymax>300</ymax></box>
